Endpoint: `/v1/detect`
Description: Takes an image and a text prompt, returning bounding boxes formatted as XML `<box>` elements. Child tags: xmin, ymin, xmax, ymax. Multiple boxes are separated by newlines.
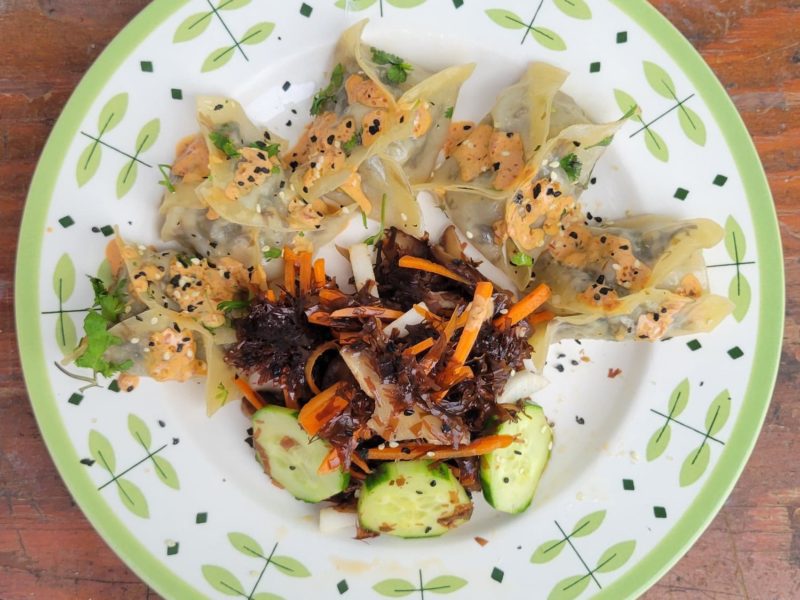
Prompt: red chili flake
<box><xmin>608</xmin><ymin>368</ymin><xmax>622</xmax><ymax>379</ymax></box>
<box><xmin>474</xmin><ymin>536</ymin><xmax>489</xmax><ymax>547</ymax></box>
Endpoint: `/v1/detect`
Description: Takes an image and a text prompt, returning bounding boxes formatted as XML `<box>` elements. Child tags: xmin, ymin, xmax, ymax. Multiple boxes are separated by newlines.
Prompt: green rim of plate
<box><xmin>15</xmin><ymin>1</ymin><xmax>784</xmax><ymax>599</ymax></box>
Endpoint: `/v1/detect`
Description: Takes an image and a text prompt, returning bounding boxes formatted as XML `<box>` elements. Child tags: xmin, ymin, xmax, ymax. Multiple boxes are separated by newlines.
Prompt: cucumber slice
<box><xmin>357</xmin><ymin>460</ymin><xmax>473</xmax><ymax>538</ymax></box>
<box><xmin>480</xmin><ymin>403</ymin><xmax>552</xmax><ymax>513</ymax></box>
<box><xmin>252</xmin><ymin>405</ymin><xmax>349</xmax><ymax>503</ymax></box>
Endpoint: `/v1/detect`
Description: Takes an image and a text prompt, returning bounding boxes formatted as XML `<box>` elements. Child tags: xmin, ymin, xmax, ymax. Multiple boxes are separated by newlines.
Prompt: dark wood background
<box><xmin>0</xmin><ymin>1</ymin><xmax>797</xmax><ymax>598</ymax></box>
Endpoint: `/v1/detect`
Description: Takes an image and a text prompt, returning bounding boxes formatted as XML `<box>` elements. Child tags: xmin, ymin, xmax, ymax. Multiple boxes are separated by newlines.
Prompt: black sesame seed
<box><xmin>554</xmin><ymin>363</ymin><xmax>565</xmax><ymax>372</ymax></box>
<box><xmin>326</xmin><ymin>134</ymin><xmax>335</xmax><ymax>145</ymax></box>
<box><xmin>503</xmin><ymin>477</ymin><xmax>510</xmax><ymax>483</ymax></box>
<box><xmin>214</xmin><ymin>103</ymin><xmax>223</xmax><ymax>111</ymax></box>
<box><xmin>533</xmin><ymin>182</ymin><xmax>542</xmax><ymax>198</ymax></box>
<box><xmin>430</xmin><ymin>480</ymin><xmax>437</xmax><ymax>487</ymax></box>
<box><xmin>568</xmin><ymin>231</ymin><xmax>579</xmax><ymax>239</ymax></box>
<box><xmin>492</xmin><ymin>161</ymin><xmax>501</xmax><ymax>171</ymax></box>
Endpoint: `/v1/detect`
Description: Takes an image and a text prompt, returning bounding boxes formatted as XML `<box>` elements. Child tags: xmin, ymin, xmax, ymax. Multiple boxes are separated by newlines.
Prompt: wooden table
<box><xmin>0</xmin><ymin>1</ymin><xmax>797</xmax><ymax>598</ymax></box>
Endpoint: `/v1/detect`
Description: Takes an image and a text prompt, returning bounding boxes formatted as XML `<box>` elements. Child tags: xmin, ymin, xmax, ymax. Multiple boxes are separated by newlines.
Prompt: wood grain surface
<box><xmin>0</xmin><ymin>1</ymin><xmax>797</xmax><ymax>598</ymax></box>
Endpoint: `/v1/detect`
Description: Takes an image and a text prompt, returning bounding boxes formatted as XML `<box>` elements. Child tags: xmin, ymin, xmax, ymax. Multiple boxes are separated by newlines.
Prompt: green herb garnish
<box><xmin>370</xmin><ymin>47</ymin><xmax>413</xmax><ymax>85</ymax></box>
<box><xmin>364</xmin><ymin>194</ymin><xmax>387</xmax><ymax>246</ymax></box>
<box><xmin>310</xmin><ymin>63</ymin><xmax>345</xmax><ymax>116</ymax></box>
<box><xmin>510</xmin><ymin>252</ymin><xmax>534</xmax><ymax>267</ymax></box>
<box><xmin>88</xmin><ymin>276</ymin><xmax>128</xmax><ymax>323</ymax></box>
<box><xmin>217</xmin><ymin>299</ymin><xmax>251</xmax><ymax>313</ymax></box>
<box><xmin>587</xmin><ymin>136</ymin><xmax>614</xmax><ymax>149</ymax></box>
<box><xmin>209</xmin><ymin>131</ymin><xmax>240</xmax><ymax>158</ymax></box>
<box><xmin>157</xmin><ymin>164</ymin><xmax>175</xmax><ymax>192</ymax></box>
<box><xmin>444</xmin><ymin>106</ymin><xmax>454</xmax><ymax>119</ymax></box>
<box><xmin>271</xmin><ymin>165</ymin><xmax>281</xmax><ymax>175</ymax></box>
<box><xmin>249</xmin><ymin>141</ymin><xmax>281</xmax><ymax>157</ymax></box>
<box><xmin>342</xmin><ymin>130</ymin><xmax>362</xmax><ymax>155</ymax></box>
<box><xmin>263</xmin><ymin>247</ymin><xmax>282</xmax><ymax>261</ymax></box>
<box><xmin>559</xmin><ymin>153</ymin><xmax>582</xmax><ymax>182</ymax></box>
<box><xmin>176</xmin><ymin>254</ymin><xmax>192</xmax><ymax>268</ymax></box>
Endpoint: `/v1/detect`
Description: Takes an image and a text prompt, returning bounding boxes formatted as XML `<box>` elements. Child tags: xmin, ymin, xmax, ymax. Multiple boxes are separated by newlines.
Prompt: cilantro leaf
<box><xmin>248</xmin><ymin>140</ymin><xmax>281</xmax><ymax>157</ymax></box>
<box><xmin>157</xmin><ymin>164</ymin><xmax>175</xmax><ymax>192</ymax></box>
<box><xmin>510</xmin><ymin>252</ymin><xmax>534</xmax><ymax>267</ymax></box>
<box><xmin>310</xmin><ymin>63</ymin><xmax>345</xmax><ymax>116</ymax></box>
<box><xmin>444</xmin><ymin>106</ymin><xmax>454</xmax><ymax>119</ymax></box>
<box><xmin>364</xmin><ymin>194</ymin><xmax>387</xmax><ymax>246</ymax></box>
<box><xmin>559</xmin><ymin>153</ymin><xmax>582</xmax><ymax>182</ymax></box>
<box><xmin>209</xmin><ymin>131</ymin><xmax>240</xmax><ymax>158</ymax></box>
<box><xmin>370</xmin><ymin>47</ymin><xmax>412</xmax><ymax>85</ymax></box>
<box><xmin>74</xmin><ymin>311</ymin><xmax>132</xmax><ymax>378</ymax></box>
<box><xmin>88</xmin><ymin>276</ymin><xmax>127</xmax><ymax>323</ymax></box>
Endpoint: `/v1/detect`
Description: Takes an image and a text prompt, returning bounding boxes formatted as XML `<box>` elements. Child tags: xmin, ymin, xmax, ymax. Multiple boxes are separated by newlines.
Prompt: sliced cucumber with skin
<box><xmin>357</xmin><ymin>460</ymin><xmax>473</xmax><ymax>538</ymax></box>
<box><xmin>252</xmin><ymin>405</ymin><xmax>349</xmax><ymax>503</ymax></box>
<box><xmin>480</xmin><ymin>403</ymin><xmax>552</xmax><ymax>514</ymax></box>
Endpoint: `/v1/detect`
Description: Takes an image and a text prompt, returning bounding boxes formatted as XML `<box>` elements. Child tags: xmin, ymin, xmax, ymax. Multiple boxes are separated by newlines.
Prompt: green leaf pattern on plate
<box><xmin>52</xmin><ymin>254</ymin><xmax>77</xmax><ymax>353</ymax></box>
<box><xmin>530</xmin><ymin>538</ymin><xmax>567</xmax><ymax>564</ymax></box>
<box><xmin>89</xmin><ymin>430</ymin><xmax>116</xmax><ymax>473</ymax></box>
<box><xmin>424</xmin><ymin>575</ymin><xmax>467</xmax><ymax>594</ymax></box>
<box><xmin>724</xmin><ymin>216</ymin><xmax>752</xmax><ymax>321</ymax></box>
<box><xmin>594</xmin><ymin>540</ymin><xmax>636</xmax><ymax>573</ymax></box>
<box><xmin>548</xmin><ymin>574</ymin><xmax>591</xmax><ymax>600</ymax></box>
<box><xmin>646</xmin><ymin>424</ymin><xmax>671</xmax><ymax>462</ymax></box>
<box><xmin>229</xmin><ymin>532</ymin><xmax>264</xmax><ymax>558</ymax></box>
<box><xmin>571</xmin><ymin>510</ymin><xmax>605</xmax><ymax>537</ymax></box>
<box><xmin>270</xmin><ymin>556</ymin><xmax>311</xmax><ymax>578</ymax></box>
<box><xmin>152</xmin><ymin>456</ymin><xmax>180</xmax><ymax>490</ymax></box>
<box><xmin>373</xmin><ymin>572</ymin><xmax>465</xmax><ymax>597</ymax></box>
<box><xmin>117</xmin><ymin>478</ymin><xmax>149</xmax><ymax>518</ymax></box>
<box><xmin>76</xmin><ymin>93</ymin><xmax>128</xmax><ymax>187</ymax></box>
<box><xmin>202</xmin><ymin>564</ymin><xmax>246</xmax><ymax>596</ymax></box>
<box><xmin>128</xmin><ymin>413</ymin><xmax>152</xmax><ymax>449</ymax></box>
<box><xmin>484</xmin><ymin>5</ymin><xmax>570</xmax><ymax>50</ymax></box>
<box><xmin>373</xmin><ymin>579</ymin><xmax>416</xmax><ymax>597</ymax></box>
<box><xmin>553</xmin><ymin>0</ymin><xmax>591</xmax><ymax>20</ymax></box>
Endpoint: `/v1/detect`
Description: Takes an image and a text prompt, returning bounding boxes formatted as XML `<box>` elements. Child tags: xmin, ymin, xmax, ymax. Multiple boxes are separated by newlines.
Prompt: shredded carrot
<box><xmin>413</xmin><ymin>304</ymin><xmax>445</xmax><ymax>327</ymax></box>
<box><xmin>494</xmin><ymin>283</ymin><xmax>551</xmax><ymax>330</ymax></box>
<box><xmin>298</xmin><ymin>383</ymin><xmax>349</xmax><ymax>437</ymax></box>
<box><xmin>446</xmin><ymin>282</ymin><xmax>493</xmax><ymax>374</ymax></box>
<box><xmin>319</xmin><ymin>288</ymin><xmax>347</xmax><ymax>303</ymax></box>
<box><xmin>398</xmin><ymin>256</ymin><xmax>469</xmax><ymax>285</ymax></box>
<box><xmin>350</xmin><ymin>452</ymin><xmax>372</xmax><ymax>474</ymax></box>
<box><xmin>527</xmin><ymin>310</ymin><xmax>556</xmax><ymax>326</ymax></box>
<box><xmin>419</xmin><ymin>309</ymin><xmax>461</xmax><ymax>375</ymax></box>
<box><xmin>318</xmin><ymin>447</ymin><xmax>342</xmax><ymax>474</ymax></box>
<box><xmin>307</xmin><ymin>311</ymin><xmax>335</xmax><ymax>326</ymax></box>
<box><xmin>404</xmin><ymin>337</ymin><xmax>434</xmax><ymax>356</ymax></box>
<box><xmin>298</xmin><ymin>252</ymin><xmax>313</xmax><ymax>295</ymax></box>
<box><xmin>235</xmin><ymin>378</ymin><xmax>264</xmax><ymax>411</ymax></box>
<box><xmin>304</xmin><ymin>341</ymin><xmax>337</xmax><ymax>395</ymax></box>
<box><xmin>330</xmin><ymin>306</ymin><xmax>405</xmax><ymax>319</ymax></box>
<box><xmin>265</xmin><ymin>289</ymin><xmax>277</xmax><ymax>302</ymax></box>
<box><xmin>366</xmin><ymin>435</ymin><xmax>514</xmax><ymax>461</ymax></box>
<box><xmin>283</xmin><ymin>247</ymin><xmax>296</xmax><ymax>296</ymax></box>
<box><xmin>313</xmin><ymin>258</ymin><xmax>326</xmax><ymax>289</ymax></box>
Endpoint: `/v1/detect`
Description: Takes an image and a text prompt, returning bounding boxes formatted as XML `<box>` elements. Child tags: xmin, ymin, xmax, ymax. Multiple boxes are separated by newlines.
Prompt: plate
<box><xmin>16</xmin><ymin>1</ymin><xmax>784</xmax><ymax>599</ymax></box>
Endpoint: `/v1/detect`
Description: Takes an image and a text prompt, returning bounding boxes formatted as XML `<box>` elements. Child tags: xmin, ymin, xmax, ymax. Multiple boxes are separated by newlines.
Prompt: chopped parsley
<box><xmin>364</xmin><ymin>194</ymin><xmax>387</xmax><ymax>246</ymax></box>
<box><xmin>444</xmin><ymin>106</ymin><xmax>454</xmax><ymax>119</ymax></box>
<box><xmin>209</xmin><ymin>131</ymin><xmax>240</xmax><ymax>158</ymax></box>
<box><xmin>342</xmin><ymin>130</ymin><xmax>362</xmax><ymax>155</ymax></box>
<box><xmin>310</xmin><ymin>63</ymin><xmax>345</xmax><ymax>116</ymax></box>
<box><xmin>217</xmin><ymin>299</ymin><xmax>251</xmax><ymax>313</ymax></box>
<box><xmin>370</xmin><ymin>47</ymin><xmax>413</xmax><ymax>85</ymax></box>
<box><xmin>510</xmin><ymin>252</ymin><xmax>534</xmax><ymax>267</ymax></box>
<box><xmin>263</xmin><ymin>247</ymin><xmax>282</xmax><ymax>261</ymax></box>
<box><xmin>559</xmin><ymin>153</ymin><xmax>582</xmax><ymax>182</ymax></box>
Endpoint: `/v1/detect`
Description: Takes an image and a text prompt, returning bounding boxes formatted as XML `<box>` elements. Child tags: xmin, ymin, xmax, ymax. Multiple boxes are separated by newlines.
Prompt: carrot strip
<box><xmin>298</xmin><ymin>252</ymin><xmax>313</xmax><ymax>296</ymax></box>
<box><xmin>304</xmin><ymin>341</ymin><xmax>337</xmax><ymax>395</ymax></box>
<box><xmin>313</xmin><ymin>258</ymin><xmax>326</xmax><ymax>289</ymax></box>
<box><xmin>330</xmin><ymin>306</ymin><xmax>405</xmax><ymax>319</ymax></box>
<box><xmin>527</xmin><ymin>310</ymin><xmax>556</xmax><ymax>326</ymax></box>
<box><xmin>283</xmin><ymin>247</ymin><xmax>296</xmax><ymax>296</ymax></box>
<box><xmin>419</xmin><ymin>309</ymin><xmax>461</xmax><ymax>375</ymax></box>
<box><xmin>319</xmin><ymin>288</ymin><xmax>347</xmax><ymax>303</ymax></box>
<box><xmin>308</xmin><ymin>311</ymin><xmax>335</xmax><ymax>326</ymax></box>
<box><xmin>398</xmin><ymin>256</ymin><xmax>469</xmax><ymax>284</ymax></box>
<box><xmin>298</xmin><ymin>383</ymin><xmax>349</xmax><ymax>436</ymax></box>
<box><xmin>350</xmin><ymin>452</ymin><xmax>372</xmax><ymax>474</ymax></box>
<box><xmin>449</xmin><ymin>282</ymin><xmax>493</xmax><ymax>368</ymax></box>
<box><xmin>404</xmin><ymin>337</ymin><xmax>434</xmax><ymax>356</ymax></box>
<box><xmin>318</xmin><ymin>447</ymin><xmax>342</xmax><ymax>474</ymax></box>
<box><xmin>235</xmin><ymin>378</ymin><xmax>264</xmax><ymax>411</ymax></box>
<box><xmin>494</xmin><ymin>283</ymin><xmax>551</xmax><ymax>330</ymax></box>
<box><xmin>366</xmin><ymin>435</ymin><xmax>514</xmax><ymax>461</ymax></box>
<box><xmin>413</xmin><ymin>304</ymin><xmax>445</xmax><ymax>328</ymax></box>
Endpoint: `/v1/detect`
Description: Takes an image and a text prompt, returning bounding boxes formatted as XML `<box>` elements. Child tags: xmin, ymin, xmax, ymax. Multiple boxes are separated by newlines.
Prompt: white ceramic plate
<box><xmin>17</xmin><ymin>1</ymin><xmax>783</xmax><ymax>599</ymax></box>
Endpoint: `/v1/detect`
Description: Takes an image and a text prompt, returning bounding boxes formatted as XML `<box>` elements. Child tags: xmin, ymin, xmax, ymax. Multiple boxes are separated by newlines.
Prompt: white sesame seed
<box><xmin>162</xmin><ymin>352</ymin><xmax>172</xmax><ymax>361</ymax></box>
<box><xmin>143</xmin><ymin>348</ymin><xmax>150</xmax><ymax>353</ymax></box>
<box><xmin>465</xmin><ymin>231</ymin><xmax>474</xmax><ymax>239</ymax></box>
<box><xmin>138</xmin><ymin>244</ymin><xmax>146</xmax><ymax>251</ymax></box>
<box><xmin>426</xmin><ymin>451</ymin><xmax>435</xmax><ymax>457</ymax></box>
<box><xmin>549</xmin><ymin>161</ymin><xmax>560</xmax><ymax>169</ymax></box>
<box><xmin>130</xmin><ymin>338</ymin><xmax>140</xmax><ymax>344</ymax></box>
<box><xmin>256</xmin><ymin>203</ymin><xmax>262</xmax><ymax>213</ymax></box>
<box><xmin>378</xmin><ymin>443</ymin><xmax>386</xmax><ymax>450</ymax></box>
<box><xmin>150</xmin><ymin>317</ymin><xmax>159</xmax><ymax>325</ymax></box>
<box><xmin>125</xmin><ymin>305</ymin><xmax>132</xmax><ymax>313</ymax></box>
<box><xmin>190</xmin><ymin>258</ymin><xmax>201</xmax><ymax>265</ymax></box>
<box><xmin>501</xmin><ymin>150</ymin><xmax>511</xmax><ymax>157</ymax></box>
<box><xmin>400</xmin><ymin>212</ymin><xmax>408</xmax><ymax>222</ymax></box>
<box><xmin>388</xmin><ymin>441</ymin><xmax>399</xmax><ymax>449</ymax></box>
<box><xmin>187</xmin><ymin>350</ymin><xmax>194</xmax><ymax>359</ymax></box>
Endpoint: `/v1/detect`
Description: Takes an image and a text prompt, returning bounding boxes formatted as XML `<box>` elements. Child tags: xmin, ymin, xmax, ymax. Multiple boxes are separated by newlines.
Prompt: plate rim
<box><xmin>14</xmin><ymin>1</ymin><xmax>785</xmax><ymax>599</ymax></box>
